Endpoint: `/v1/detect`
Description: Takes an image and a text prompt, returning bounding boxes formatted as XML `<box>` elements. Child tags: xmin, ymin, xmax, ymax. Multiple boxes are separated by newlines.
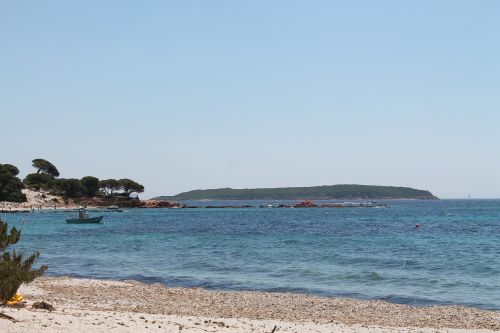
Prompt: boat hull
<box><xmin>66</xmin><ymin>216</ymin><xmax>103</xmax><ymax>224</ymax></box>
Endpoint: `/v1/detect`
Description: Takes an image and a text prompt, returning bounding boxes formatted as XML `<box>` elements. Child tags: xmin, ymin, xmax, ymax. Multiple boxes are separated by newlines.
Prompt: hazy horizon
<box><xmin>2</xmin><ymin>1</ymin><xmax>499</xmax><ymax>199</ymax></box>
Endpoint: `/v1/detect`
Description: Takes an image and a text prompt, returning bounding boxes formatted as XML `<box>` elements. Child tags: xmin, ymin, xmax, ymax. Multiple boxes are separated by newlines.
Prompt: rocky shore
<box><xmin>128</xmin><ymin>200</ymin><xmax>389</xmax><ymax>209</ymax></box>
<box><xmin>1</xmin><ymin>190</ymin><xmax>389</xmax><ymax>212</ymax></box>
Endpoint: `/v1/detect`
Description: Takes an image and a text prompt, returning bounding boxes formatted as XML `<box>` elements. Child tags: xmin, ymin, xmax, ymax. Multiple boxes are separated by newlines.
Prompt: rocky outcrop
<box><xmin>291</xmin><ymin>200</ymin><xmax>318</xmax><ymax>208</ymax></box>
<box><xmin>135</xmin><ymin>200</ymin><xmax>186</xmax><ymax>208</ymax></box>
<box><xmin>278</xmin><ymin>200</ymin><xmax>389</xmax><ymax>209</ymax></box>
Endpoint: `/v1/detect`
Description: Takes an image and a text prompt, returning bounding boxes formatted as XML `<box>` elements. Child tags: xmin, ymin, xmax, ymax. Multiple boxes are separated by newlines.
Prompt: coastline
<box><xmin>0</xmin><ymin>188</ymin><xmax>433</xmax><ymax>213</ymax></box>
<box><xmin>1</xmin><ymin>277</ymin><xmax>498</xmax><ymax>332</ymax></box>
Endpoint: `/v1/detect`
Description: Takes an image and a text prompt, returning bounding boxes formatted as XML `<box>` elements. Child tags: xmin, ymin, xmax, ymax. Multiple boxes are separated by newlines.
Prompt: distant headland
<box><xmin>0</xmin><ymin>158</ymin><xmax>146</xmax><ymax>211</ymax></box>
<box><xmin>154</xmin><ymin>185</ymin><xmax>438</xmax><ymax>201</ymax></box>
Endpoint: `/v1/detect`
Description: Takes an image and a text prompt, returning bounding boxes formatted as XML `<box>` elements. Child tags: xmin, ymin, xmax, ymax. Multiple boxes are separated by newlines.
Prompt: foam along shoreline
<box><xmin>0</xmin><ymin>277</ymin><xmax>498</xmax><ymax>333</ymax></box>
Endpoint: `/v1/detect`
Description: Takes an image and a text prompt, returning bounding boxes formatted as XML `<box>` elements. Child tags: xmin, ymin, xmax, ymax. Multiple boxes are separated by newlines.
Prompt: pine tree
<box><xmin>0</xmin><ymin>219</ymin><xmax>47</xmax><ymax>303</ymax></box>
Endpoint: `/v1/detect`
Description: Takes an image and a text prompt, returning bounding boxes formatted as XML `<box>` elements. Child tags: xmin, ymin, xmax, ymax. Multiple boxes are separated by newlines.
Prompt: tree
<box><xmin>98</xmin><ymin>179</ymin><xmax>121</xmax><ymax>197</ymax></box>
<box><xmin>81</xmin><ymin>176</ymin><xmax>100</xmax><ymax>197</ymax></box>
<box><xmin>32</xmin><ymin>159</ymin><xmax>60</xmax><ymax>177</ymax></box>
<box><xmin>2</xmin><ymin>164</ymin><xmax>19</xmax><ymax>176</ymax></box>
<box><xmin>0</xmin><ymin>164</ymin><xmax>26</xmax><ymax>203</ymax></box>
<box><xmin>118</xmin><ymin>178</ymin><xmax>145</xmax><ymax>197</ymax></box>
<box><xmin>54</xmin><ymin>178</ymin><xmax>85</xmax><ymax>198</ymax></box>
<box><xmin>23</xmin><ymin>173</ymin><xmax>55</xmax><ymax>191</ymax></box>
<box><xmin>0</xmin><ymin>219</ymin><xmax>47</xmax><ymax>302</ymax></box>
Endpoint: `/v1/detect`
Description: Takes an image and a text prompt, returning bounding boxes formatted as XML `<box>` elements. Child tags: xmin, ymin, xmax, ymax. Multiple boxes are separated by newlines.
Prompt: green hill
<box><xmin>154</xmin><ymin>185</ymin><xmax>437</xmax><ymax>200</ymax></box>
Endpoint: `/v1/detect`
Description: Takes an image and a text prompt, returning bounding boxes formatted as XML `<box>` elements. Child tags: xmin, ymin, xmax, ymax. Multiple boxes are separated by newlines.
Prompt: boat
<box><xmin>66</xmin><ymin>207</ymin><xmax>103</xmax><ymax>224</ymax></box>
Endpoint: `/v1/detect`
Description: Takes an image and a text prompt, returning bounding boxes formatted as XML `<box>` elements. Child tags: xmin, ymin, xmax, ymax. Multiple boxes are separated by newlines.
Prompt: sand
<box><xmin>0</xmin><ymin>189</ymin><xmax>70</xmax><ymax>211</ymax></box>
<box><xmin>0</xmin><ymin>277</ymin><xmax>498</xmax><ymax>332</ymax></box>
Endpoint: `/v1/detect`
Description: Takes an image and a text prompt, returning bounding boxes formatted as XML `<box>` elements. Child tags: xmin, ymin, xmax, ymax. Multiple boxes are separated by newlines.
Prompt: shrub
<box><xmin>0</xmin><ymin>219</ymin><xmax>47</xmax><ymax>302</ymax></box>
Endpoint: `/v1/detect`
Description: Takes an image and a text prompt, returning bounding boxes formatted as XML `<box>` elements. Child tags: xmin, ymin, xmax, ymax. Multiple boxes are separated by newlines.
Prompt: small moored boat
<box><xmin>66</xmin><ymin>207</ymin><xmax>103</xmax><ymax>224</ymax></box>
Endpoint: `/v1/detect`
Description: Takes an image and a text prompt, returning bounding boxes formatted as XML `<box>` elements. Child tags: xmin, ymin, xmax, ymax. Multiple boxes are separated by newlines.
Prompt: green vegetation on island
<box><xmin>156</xmin><ymin>185</ymin><xmax>437</xmax><ymax>201</ymax></box>
<box><xmin>0</xmin><ymin>158</ymin><xmax>145</xmax><ymax>202</ymax></box>
<box><xmin>0</xmin><ymin>164</ymin><xmax>26</xmax><ymax>202</ymax></box>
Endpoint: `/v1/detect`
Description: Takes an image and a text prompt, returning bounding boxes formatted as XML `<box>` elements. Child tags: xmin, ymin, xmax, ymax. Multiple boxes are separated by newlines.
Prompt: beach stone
<box><xmin>32</xmin><ymin>301</ymin><xmax>55</xmax><ymax>312</ymax></box>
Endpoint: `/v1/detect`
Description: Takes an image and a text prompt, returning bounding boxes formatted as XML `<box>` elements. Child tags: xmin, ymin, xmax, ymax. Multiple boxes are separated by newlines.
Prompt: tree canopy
<box><xmin>32</xmin><ymin>159</ymin><xmax>60</xmax><ymax>177</ymax></box>
<box><xmin>81</xmin><ymin>176</ymin><xmax>100</xmax><ymax>197</ymax></box>
<box><xmin>1</xmin><ymin>159</ymin><xmax>146</xmax><ymax>201</ymax></box>
<box><xmin>2</xmin><ymin>164</ymin><xmax>19</xmax><ymax>176</ymax></box>
<box><xmin>119</xmin><ymin>178</ymin><xmax>145</xmax><ymax>197</ymax></box>
<box><xmin>0</xmin><ymin>164</ymin><xmax>26</xmax><ymax>202</ymax></box>
<box><xmin>54</xmin><ymin>178</ymin><xmax>85</xmax><ymax>198</ymax></box>
<box><xmin>23</xmin><ymin>173</ymin><xmax>55</xmax><ymax>191</ymax></box>
<box><xmin>98</xmin><ymin>179</ymin><xmax>121</xmax><ymax>197</ymax></box>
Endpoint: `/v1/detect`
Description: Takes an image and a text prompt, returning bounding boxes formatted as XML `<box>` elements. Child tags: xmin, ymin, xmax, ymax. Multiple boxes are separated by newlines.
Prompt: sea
<box><xmin>2</xmin><ymin>199</ymin><xmax>499</xmax><ymax>310</ymax></box>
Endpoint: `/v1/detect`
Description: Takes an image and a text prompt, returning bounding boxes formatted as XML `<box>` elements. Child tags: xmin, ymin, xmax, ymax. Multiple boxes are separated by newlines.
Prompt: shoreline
<box><xmin>0</xmin><ymin>276</ymin><xmax>498</xmax><ymax>332</ymax></box>
<box><xmin>0</xmin><ymin>198</ymin><xmax>391</xmax><ymax>212</ymax></box>
<box><xmin>0</xmin><ymin>189</ymin><xmax>419</xmax><ymax>212</ymax></box>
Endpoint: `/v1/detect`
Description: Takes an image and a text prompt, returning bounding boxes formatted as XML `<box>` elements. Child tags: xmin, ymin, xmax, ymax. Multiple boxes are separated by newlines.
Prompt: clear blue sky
<box><xmin>1</xmin><ymin>1</ymin><xmax>499</xmax><ymax>198</ymax></box>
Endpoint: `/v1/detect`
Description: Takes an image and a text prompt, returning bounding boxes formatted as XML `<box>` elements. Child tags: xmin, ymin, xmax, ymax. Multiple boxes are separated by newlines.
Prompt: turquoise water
<box><xmin>2</xmin><ymin>199</ymin><xmax>499</xmax><ymax>309</ymax></box>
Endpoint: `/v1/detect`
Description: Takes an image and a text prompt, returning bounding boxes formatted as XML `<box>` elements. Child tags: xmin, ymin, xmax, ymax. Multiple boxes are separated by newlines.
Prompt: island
<box><xmin>154</xmin><ymin>185</ymin><xmax>438</xmax><ymax>201</ymax></box>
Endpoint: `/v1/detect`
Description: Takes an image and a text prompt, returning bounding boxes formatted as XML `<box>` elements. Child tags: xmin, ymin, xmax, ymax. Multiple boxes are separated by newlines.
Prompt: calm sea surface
<box><xmin>2</xmin><ymin>199</ymin><xmax>499</xmax><ymax>309</ymax></box>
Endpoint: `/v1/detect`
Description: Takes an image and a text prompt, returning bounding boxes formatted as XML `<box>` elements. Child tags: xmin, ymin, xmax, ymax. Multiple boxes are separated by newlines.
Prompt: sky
<box><xmin>1</xmin><ymin>1</ymin><xmax>499</xmax><ymax>199</ymax></box>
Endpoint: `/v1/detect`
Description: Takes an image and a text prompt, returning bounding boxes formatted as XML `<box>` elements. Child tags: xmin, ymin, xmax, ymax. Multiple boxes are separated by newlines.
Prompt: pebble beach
<box><xmin>0</xmin><ymin>277</ymin><xmax>498</xmax><ymax>332</ymax></box>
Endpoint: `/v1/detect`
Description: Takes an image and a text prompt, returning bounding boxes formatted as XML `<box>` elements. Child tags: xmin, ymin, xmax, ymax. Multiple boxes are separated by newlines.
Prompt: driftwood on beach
<box><xmin>0</xmin><ymin>312</ymin><xmax>17</xmax><ymax>323</ymax></box>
